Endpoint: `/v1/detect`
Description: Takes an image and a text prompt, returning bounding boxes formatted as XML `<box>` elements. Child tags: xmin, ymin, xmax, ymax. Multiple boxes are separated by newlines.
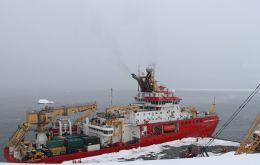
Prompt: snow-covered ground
<box><xmin>63</xmin><ymin>137</ymin><xmax>239</xmax><ymax>164</ymax></box>
<box><xmin>0</xmin><ymin>138</ymin><xmax>258</xmax><ymax>165</ymax></box>
<box><xmin>70</xmin><ymin>152</ymin><xmax>259</xmax><ymax>165</ymax></box>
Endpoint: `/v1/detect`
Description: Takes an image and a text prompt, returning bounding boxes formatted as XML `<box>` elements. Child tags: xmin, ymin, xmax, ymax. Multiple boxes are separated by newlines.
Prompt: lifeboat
<box><xmin>163</xmin><ymin>124</ymin><xmax>176</xmax><ymax>132</ymax></box>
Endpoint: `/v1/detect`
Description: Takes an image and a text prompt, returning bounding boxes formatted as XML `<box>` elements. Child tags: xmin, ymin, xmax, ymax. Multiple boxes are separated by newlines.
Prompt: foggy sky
<box><xmin>0</xmin><ymin>0</ymin><xmax>260</xmax><ymax>91</ymax></box>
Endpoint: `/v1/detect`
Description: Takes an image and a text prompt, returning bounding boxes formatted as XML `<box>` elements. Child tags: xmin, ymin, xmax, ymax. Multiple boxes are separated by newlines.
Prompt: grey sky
<box><xmin>0</xmin><ymin>0</ymin><xmax>260</xmax><ymax>91</ymax></box>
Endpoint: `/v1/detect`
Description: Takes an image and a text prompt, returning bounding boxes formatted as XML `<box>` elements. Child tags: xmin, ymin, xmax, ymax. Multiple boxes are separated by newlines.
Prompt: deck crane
<box><xmin>106</xmin><ymin>105</ymin><xmax>138</xmax><ymax>115</ymax></box>
<box><xmin>202</xmin><ymin>84</ymin><xmax>260</xmax><ymax>156</ymax></box>
<box><xmin>7</xmin><ymin>103</ymin><xmax>96</xmax><ymax>148</ymax></box>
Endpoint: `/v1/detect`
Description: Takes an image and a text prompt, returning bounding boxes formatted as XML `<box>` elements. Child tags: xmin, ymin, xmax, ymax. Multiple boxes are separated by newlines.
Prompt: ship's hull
<box><xmin>4</xmin><ymin>115</ymin><xmax>219</xmax><ymax>163</ymax></box>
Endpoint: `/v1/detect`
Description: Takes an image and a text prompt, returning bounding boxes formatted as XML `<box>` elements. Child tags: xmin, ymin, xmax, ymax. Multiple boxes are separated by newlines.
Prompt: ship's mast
<box><xmin>138</xmin><ymin>65</ymin><xmax>140</xmax><ymax>92</ymax></box>
<box><xmin>110</xmin><ymin>88</ymin><xmax>113</xmax><ymax>106</ymax></box>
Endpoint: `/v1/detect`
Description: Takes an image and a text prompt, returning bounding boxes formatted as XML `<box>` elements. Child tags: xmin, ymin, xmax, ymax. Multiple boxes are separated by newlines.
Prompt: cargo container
<box><xmin>49</xmin><ymin>146</ymin><xmax>66</xmax><ymax>156</ymax></box>
<box><xmin>46</xmin><ymin>139</ymin><xmax>64</xmax><ymax>148</ymax></box>
<box><xmin>40</xmin><ymin>149</ymin><xmax>52</xmax><ymax>157</ymax></box>
<box><xmin>52</xmin><ymin>136</ymin><xmax>63</xmax><ymax>140</ymax></box>
<box><xmin>86</xmin><ymin>144</ymin><xmax>100</xmax><ymax>151</ymax></box>
<box><xmin>81</xmin><ymin>136</ymin><xmax>100</xmax><ymax>146</ymax></box>
<box><xmin>64</xmin><ymin>134</ymin><xmax>85</xmax><ymax>139</ymax></box>
<box><xmin>65</xmin><ymin>138</ymin><xmax>84</xmax><ymax>149</ymax></box>
<box><xmin>66</xmin><ymin>148</ymin><xmax>76</xmax><ymax>154</ymax></box>
<box><xmin>50</xmin><ymin>146</ymin><xmax>66</xmax><ymax>156</ymax></box>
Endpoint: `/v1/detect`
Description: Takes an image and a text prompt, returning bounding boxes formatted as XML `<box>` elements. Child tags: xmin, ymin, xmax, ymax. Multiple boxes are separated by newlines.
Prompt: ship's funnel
<box><xmin>131</xmin><ymin>66</ymin><xmax>157</xmax><ymax>92</ymax></box>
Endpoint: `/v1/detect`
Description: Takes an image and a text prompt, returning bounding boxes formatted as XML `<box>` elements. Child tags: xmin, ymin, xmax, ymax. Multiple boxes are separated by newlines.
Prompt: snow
<box><xmin>254</xmin><ymin>130</ymin><xmax>260</xmax><ymax>134</ymax></box>
<box><xmin>63</xmin><ymin>137</ymin><xmax>239</xmax><ymax>164</ymax></box>
<box><xmin>0</xmin><ymin>138</ymin><xmax>245</xmax><ymax>165</ymax></box>
<box><xmin>1</xmin><ymin>152</ymin><xmax>259</xmax><ymax>165</ymax></box>
<box><xmin>68</xmin><ymin>153</ymin><xmax>258</xmax><ymax>165</ymax></box>
<box><xmin>38</xmin><ymin>99</ymin><xmax>54</xmax><ymax>104</ymax></box>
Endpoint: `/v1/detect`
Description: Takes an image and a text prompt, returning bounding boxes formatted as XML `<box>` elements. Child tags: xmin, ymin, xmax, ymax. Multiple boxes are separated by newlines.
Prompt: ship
<box><xmin>4</xmin><ymin>66</ymin><xmax>220</xmax><ymax>163</ymax></box>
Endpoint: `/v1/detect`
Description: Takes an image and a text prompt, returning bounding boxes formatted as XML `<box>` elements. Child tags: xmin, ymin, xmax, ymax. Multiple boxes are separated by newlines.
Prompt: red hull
<box><xmin>4</xmin><ymin>115</ymin><xmax>219</xmax><ymax>163</ymax></box>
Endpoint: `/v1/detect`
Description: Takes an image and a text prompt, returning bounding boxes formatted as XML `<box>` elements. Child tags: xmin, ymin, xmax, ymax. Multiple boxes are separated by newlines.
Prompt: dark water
<box><xmin>0</xmin><ymin>89</ymin><xmax>259</xmax><ymax>162</ymax></box>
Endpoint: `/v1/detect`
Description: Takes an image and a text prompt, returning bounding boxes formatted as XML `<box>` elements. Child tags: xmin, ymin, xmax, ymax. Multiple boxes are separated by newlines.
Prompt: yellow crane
<box><xmin>235</xmin><ymin>113</ymin><xmax>260</xmax><ymax>154</ymax></box>
<box><xmin>7</xmin><ymin>103</ymin><xmax>96</xmax><ymax>148</ymax></box>
<box><xmin>106</xmin><ymin>105</ymin><xmax>137</xmax><ymax>115</ymax></box>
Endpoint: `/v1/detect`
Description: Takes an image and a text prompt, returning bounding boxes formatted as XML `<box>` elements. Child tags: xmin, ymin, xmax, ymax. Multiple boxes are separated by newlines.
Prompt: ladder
<box><xmin>235</xmin><ymin>113</ymin><xmax>260</xmax><ymax>154</ymax></box>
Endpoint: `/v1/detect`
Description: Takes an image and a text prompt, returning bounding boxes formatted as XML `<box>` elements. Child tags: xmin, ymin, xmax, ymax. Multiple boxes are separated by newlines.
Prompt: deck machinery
<box><xmin>7</xmin><ymin>103</ymin><xmax>97</xmax><ymax>162</ymax></box>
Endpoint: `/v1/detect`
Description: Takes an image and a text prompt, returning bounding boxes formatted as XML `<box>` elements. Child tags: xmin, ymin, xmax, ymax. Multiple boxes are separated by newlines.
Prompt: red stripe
<box><xmin>143</xmin><ymin>96</ymin><xmax>182</xmax><ymax>101</ymax></box>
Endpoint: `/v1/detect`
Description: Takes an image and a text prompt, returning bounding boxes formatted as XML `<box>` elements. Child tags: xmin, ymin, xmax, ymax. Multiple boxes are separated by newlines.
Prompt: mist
<box><xmin>1</xmin><ymin>0</ymin><xmax>260</xmax><ymax>92</ymax></box>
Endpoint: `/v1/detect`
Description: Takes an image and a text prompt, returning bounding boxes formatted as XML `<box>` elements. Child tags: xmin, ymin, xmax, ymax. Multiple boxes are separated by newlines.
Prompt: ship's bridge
<box><xmin>88</xmin><ymin>124</ymin><xmax>114</xmax><ymax>137</ymax></box>
<box><xmin>135</xmin><ymin>91</ymin><xmax>182</xmax><ymax>105</ymax></box>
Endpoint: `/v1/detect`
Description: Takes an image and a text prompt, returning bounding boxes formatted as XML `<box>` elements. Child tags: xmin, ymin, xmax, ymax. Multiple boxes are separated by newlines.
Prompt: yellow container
<box><xmin>49</xmin><ymin>146</ymin><xmax>66</xmax><ymax>156</ymax></box>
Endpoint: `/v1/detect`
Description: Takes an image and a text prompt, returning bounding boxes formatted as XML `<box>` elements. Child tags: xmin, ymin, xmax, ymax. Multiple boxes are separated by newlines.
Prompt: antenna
<box><xmin>110</xmin><ymin>88</ymin><xmax>113</xmax><ymax>106</ymax></box>
<box><xmin>138</xmin><ymin>65</ymin><xmax>140</xmax><ymax>92</ymax></box>
<box><xmin>138</xmin><ymin>64</ymin><xmax>140</xmax><ymax>77</ymax></box>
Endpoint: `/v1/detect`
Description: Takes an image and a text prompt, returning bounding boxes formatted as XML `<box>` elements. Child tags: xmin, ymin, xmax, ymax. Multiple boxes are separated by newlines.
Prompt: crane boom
<box><xmin>7</xmin><ymin>122</ymin><xmax>31</xmax><ymax>147</ymax></box>
<box><xmin>73</xmin><ymin>107</ymin><xmax>96</xmax><ymax>126</ymax></box>
<box><xmin>41</xmin><ymin>103</ymin><xmax>97</xmax><ymax>116</ymax></box>
<box><xmin>7</xmin><ymin>103</ymin><xmax>97</xmax><ymax>148</ymax></box>
<box><xmin>106</xmin><ymin>105</ymin><xmax>137</xmax><ymax>115</ymax></box>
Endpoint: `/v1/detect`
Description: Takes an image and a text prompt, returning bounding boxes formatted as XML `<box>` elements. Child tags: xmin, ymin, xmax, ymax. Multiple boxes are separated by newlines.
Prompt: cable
<box><xmin>205</xmin><ymin>84</ymin><xmax>260</xmax><ymax>147</ymax></box>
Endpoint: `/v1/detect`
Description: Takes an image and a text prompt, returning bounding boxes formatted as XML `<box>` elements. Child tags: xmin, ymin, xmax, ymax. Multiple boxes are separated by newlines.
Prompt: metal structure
<box><xmin>131</xmin><ymin>65</ymin><xmax>159</xmax><ymax>92</ymax></box>
<box><xmin>235</xmin><ymin>113</ymin><xmax>260</xmax><ymax>154</ymax></box>
<box><xmin>106</xmin><ymin>105</ymin><xmax>138</xmax><ymax>115</ymax></box>
<box><xmin>7</xmin><ymin>103</ymin><xmax>96</xmax><ymax>148</ymax></box>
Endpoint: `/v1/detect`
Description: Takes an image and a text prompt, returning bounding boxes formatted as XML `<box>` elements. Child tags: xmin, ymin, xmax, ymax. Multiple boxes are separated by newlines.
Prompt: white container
<box><xmin>87</xmin><ymin>144</ymin><xmax>100</xmax><ymax>151</ymax></box>
<box><xmin>9</xmin><ymin>147</ymin><xmax>14</xmax><ymax>155</ymax></box>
